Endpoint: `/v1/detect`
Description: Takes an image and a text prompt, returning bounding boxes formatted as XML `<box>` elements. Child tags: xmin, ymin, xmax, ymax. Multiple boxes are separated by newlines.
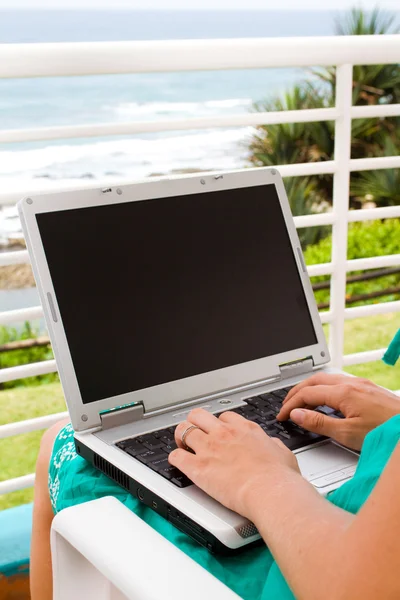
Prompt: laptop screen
<box><xmin>36</xmin><ymin>183</ymin><xmax>317</xmax><ymax>405</ymax></box>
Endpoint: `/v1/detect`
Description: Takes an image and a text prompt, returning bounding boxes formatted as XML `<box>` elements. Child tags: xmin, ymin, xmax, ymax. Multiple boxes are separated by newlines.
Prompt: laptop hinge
<box><xmin>100</xmin><ymin>402</ymin><xmax>144</xmax><ymax>430</ymax></box>
<box><xmin>279</xmin><ymin>356</ymin><xmax>314</xmax><ymax>379</ymax></box>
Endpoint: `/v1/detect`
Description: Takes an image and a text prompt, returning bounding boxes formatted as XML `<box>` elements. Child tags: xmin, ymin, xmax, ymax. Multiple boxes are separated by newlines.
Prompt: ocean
<box><xmin>0</xmin><ymin>9</ymin><xmax>399</xmax><ymax>237</ymax></box>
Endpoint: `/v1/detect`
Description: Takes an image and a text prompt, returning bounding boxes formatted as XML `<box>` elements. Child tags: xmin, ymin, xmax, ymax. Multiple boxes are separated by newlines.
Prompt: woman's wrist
<box><xmin>241</xmin><ymin>466</ymin><xmax>305</xmax><ymax>526</ymax></box>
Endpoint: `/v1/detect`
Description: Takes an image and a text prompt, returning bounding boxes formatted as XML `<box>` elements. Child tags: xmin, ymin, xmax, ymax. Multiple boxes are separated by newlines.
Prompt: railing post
<box><xmin>329</xmin><ymin>63</ymin><xmax>353</xmax><ymax>368</ymax></box>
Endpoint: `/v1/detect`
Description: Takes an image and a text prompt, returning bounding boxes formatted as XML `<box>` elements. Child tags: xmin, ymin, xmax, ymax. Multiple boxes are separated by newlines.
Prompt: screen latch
<box><xmin>100</xmin><ymin>402</ymin><xmax>144</xmax><ymax>430</ymax></box>
<box><xmin>279</xmin><ymin>357</ymin><xmax>314</xmax><ymax>379</ymax></box>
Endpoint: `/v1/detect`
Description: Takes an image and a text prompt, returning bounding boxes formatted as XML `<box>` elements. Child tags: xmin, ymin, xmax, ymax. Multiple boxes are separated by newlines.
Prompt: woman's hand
<box><xmin>277</xmin><ymin>373</ymin><xmax>400</xmax><ymax>451</ymax></box>
<box><xmin>169</xmin><ymin>408</ymin><xmax>300</xmax><ymax>519</ymax></box>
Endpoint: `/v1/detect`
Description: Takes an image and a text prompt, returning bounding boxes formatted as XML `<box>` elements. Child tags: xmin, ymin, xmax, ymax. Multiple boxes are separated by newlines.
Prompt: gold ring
<box><xmin>181</xmin><ymin>425</ymin><xmax>199</xmax><ymax>450</ymax></box>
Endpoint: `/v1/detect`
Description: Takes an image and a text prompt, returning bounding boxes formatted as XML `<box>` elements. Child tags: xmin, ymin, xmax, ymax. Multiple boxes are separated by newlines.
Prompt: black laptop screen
<box><xmin>36</xmin><ymin>183</ymin><xmax>317</xmax><ymax>404</ymax></box>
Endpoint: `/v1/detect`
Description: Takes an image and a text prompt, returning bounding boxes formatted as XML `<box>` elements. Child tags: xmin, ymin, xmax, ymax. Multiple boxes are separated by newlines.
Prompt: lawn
<box><xmin>1</xmin><ymin>311</ymin><xmax>400</xmax><ymax>511</ymax></box>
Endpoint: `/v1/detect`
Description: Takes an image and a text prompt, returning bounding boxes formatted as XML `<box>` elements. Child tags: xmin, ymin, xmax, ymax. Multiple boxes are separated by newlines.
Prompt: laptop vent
<box><xmin>237</xmin><ymin>522</ymin><xmax>259</xmax><ymax>539</ymax></box>
<box><xmin>94</xmin><ymin>453</ymin><xmax>130</xmax><ymax>491</ymax></box>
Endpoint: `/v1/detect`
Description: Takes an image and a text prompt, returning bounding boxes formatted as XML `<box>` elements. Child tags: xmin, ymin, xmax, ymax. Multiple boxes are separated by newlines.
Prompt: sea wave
<box><xmin>0</xmin><ymin>127</ymin><xmax>252</xmax><ymax>179</ymax></box>
<box><xmin>107</xmin><ymin>98</ymin><xmax>253</xmax><ymax>119</ymax></box>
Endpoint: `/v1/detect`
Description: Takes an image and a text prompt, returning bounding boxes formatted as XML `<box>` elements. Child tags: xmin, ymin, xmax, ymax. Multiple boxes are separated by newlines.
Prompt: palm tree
<box><xmin>248</xmin><ymin>7</ymin><xmax>400</xmax><ymax>245</ymax></box>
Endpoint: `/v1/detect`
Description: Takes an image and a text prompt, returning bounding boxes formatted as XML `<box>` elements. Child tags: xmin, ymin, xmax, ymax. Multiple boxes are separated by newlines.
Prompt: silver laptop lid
<box><xmin>19</xmin><ymin>168</ymin><xmax>329</xmax><ymax>431</ymax></box>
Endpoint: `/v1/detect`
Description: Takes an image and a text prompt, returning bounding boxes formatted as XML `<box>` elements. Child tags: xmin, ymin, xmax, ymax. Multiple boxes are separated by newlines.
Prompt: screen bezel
<box><xmin>19</xmin><ymin>168</ymin><xmax>329</xmax><ymax>431</ymax></box>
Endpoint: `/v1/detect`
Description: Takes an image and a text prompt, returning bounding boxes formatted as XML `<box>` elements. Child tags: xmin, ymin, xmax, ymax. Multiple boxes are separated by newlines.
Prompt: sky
<box><xmin>0</xmin><ymin>0</ymin><xmax>399</xmax><ymax>9</ymax></box>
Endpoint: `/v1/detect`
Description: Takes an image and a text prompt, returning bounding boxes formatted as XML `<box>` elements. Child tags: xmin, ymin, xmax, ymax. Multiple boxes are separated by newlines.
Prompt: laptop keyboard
<box><xmin>116</xmin><ymin>386</ymin><xmax>343</xmax><ymax>489</ymax></box>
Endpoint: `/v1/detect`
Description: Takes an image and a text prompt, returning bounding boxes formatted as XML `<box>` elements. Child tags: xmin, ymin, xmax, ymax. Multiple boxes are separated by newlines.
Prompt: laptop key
<box><xmin>163</xmin><ymin>442</ymin><xmax>178</xmax><ymax>453</ymax></box>
<box><xmin>116</xmin><ymin>438</ymin><xmax>139</xmax><ymax>450</ymax></box>
<box><xmin>260</xmin><ymin>393</ymin><xmax>281</xmax><ymax>404</ymax></box>
<box><xmin>160</xmin><ymin>434</ymin><xmax>175</xmax><ymax>445</ymax></box>
<box><xmin>281</xmin><ymin>433</ymin><xmax>326</xmax><ymax>451</ymax></box>
<box><xmin>244</xmin><ymin>397</ymin><xmax>260</xmax><ymax>407</ymax></box>
<box><xmin>136</xmin><ymin>450</ymin><xmax>167</xmax><ymax>465</ymax></box>
<box><xmin>271</xmin><ymin>389</ymin><xmax>287</xmax><ymax>400</ymax></box>
<box><xmin>143</xmin><ymin>439</ymin><xmax>165</xmax><ymax>451</ymax></box>
<box><xmin>171</xmin><ymin>474</ymin><xmax>193</xmax><ymax>488</ymax></box>
<box><xmin>148</xmin><ymin>458</ymin><xmax>170</xmax><ymax>472</ymax></box>
<box><xmin>125</xmin><ymin>445</ymin><xmax>147</xmax><ymax>458</ymax></box>
<box><xmin>159</xmin><ymin>466</ymin><xmax>181</xmax><ymax>481</ymax></box>
<box><xmin>315</xmin><ymin>405</ymin><xmax>336</xmax><ymax>416</ymax></box>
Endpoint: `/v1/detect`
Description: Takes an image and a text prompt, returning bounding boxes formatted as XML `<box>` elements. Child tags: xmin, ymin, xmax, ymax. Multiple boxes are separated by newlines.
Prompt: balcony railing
<box><xmin>0</xmin><ymin>34</ymin><xmax>399</xmax><ymax>497</ymax></box>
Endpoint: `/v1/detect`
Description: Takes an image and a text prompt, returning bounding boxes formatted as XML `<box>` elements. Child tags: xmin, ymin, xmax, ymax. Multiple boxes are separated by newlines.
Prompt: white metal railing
<box><xmin>0</xmin><ymin>34</ymin><xmax>399</xmax><ymax>496</ymax></box>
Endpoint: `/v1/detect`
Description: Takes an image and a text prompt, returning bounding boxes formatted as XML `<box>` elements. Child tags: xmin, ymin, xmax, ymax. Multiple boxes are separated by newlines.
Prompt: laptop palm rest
<box><xmin>296</xmin><ymin>442</ymin><xmax>358</xmax><ymax>489</ymax></box>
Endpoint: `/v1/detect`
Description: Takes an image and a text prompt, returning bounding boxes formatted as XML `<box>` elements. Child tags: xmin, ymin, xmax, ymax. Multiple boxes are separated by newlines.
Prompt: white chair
<box><xmin>51</xmin><ymin>496</ymin><xmax>240</xmax><ymax>600</ymax></box>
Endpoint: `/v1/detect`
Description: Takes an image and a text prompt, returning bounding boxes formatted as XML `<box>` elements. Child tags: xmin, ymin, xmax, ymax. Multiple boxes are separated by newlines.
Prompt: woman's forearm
<box><xmin>246</xmin><ymin>470</ymin><xmax>353</xmax><ymax>600</ymax></box>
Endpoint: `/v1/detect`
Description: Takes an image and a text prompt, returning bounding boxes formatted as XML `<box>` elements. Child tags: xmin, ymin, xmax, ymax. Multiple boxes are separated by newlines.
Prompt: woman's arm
<box><xmin>246</xmin><ymin>444</ymin><xmax>400</xmax><ymax>600</ymax></box>
<box><xmin>170</xmin><ymin>407</ymin><xmax>400</xmax><ymax>600</ymax></box>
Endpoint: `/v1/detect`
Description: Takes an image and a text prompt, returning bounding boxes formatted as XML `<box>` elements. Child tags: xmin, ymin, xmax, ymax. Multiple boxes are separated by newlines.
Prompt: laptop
<box><xmin>19</xmin><ymin>167</ymin><xmax>359</xmax><ymax>553</ymax></box>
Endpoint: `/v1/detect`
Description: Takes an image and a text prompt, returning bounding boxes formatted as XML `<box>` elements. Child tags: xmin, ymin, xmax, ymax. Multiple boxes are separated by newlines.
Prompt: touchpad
<box><xmin>296</xmin><ymin>442</ymin><xmax>358</xmax><ymax>488</ymax></box>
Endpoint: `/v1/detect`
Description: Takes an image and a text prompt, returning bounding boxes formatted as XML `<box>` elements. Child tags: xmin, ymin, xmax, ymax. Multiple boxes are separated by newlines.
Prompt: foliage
<box><xmin>248</xmin><ymin>7</ymin><xmax>400</xmax><ymax>237</ymax></box>
<box><xmin>305</xmin><ymin>219</ymin><xmax>400</xmax><ymax>307</ymax></box>
<box><xmin>0</xmin><ymin>323</ymin><xmax>58</xmax><ymax>389</ymax></box>
<box><xmin>350</xmin><ymin>139</ymin><xmax>400</xmax><ymax>206</ymax></box>
<box><xmin>249</xmin><ymin>86</ymin><xmax>332</xmax><ymax>246</ymax></box>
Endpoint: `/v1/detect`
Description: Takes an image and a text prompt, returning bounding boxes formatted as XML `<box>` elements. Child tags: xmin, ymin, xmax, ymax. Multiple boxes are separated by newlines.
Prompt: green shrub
<box><xmin>248</xmin><ymin>8</ymin><xmax>400</xmax><ymax>217</ymax></box>
<box><xmin>305</xmin><ymin>219</ymin><xmax>400</xmax><ymax>307</ymax></box>
<box><xmin>0</xmin><ymin>323</ymin><xmax>58</xmax><ymax>389</ymax></box>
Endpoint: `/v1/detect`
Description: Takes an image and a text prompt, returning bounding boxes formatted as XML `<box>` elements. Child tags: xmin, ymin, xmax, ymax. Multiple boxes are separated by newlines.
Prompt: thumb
<box><xmin>290</xmin><ymin>408</ymin><xmax>339</xmax><ymax>438</ymax></box>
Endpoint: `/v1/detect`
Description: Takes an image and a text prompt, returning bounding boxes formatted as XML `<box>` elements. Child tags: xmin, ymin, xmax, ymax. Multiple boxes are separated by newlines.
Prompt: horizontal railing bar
<box><xmin>0</xmin><ymin>359</ymin><xmax>57</xmax><ymax>383</ymax></box>
<box><xmin>0</xmin><ymin>411</ymin><xmax>68</xmax><ymax>439</ymax></box>
<box><xmin>308</xmin><ymin>263</ymin><xmax>334</xmax><ymax>277</ymax></box>
<box><xmin>351</xmin><ymin>103</ymin><xmax>400</xmax><ymax>119</ymax></box>
<box><xmin>276</xmin><ymin>161</ymin><xmax>337</xmax><ymax>177</ymax></box>
<box><xmin>346</xmin><ymin>254</ymin><xmax>400</xmax><ymax>272</ymax></box>
<box><xmin>0</xmin><ymin>249</ymin><xmax>30</xmax><ymax>266</ymax></box>
<box><xmin>0</xmin><ymin>473</ymin><xmax>35</xmax><ymax>495</ymax></box>
<box><xmin>350</xmin><ymin>155</ymin><xmax>400</xmax><ymax>172</ymax></box>
<box><xmin>1</xmin><ymin>105</ymin><xmax>398</xmax><ymax>146</ymax></box>
<box><xmin>344</xmin><ymin>300</ymin><xmax>400</xmax><ymax>320</ymax></box>
<box><xmin>293</xmin><ymin>213</ymin><xmax>335</xmax><ymax>228</ymax></box>
<box><xmin>3</xmin><ymin>103</ymin><xmax>398</xmax><ymax>146</ymax></box>
<box><xmin>347</xmin><ymin>205</ymin><xmax>400</xmax><ymax>222</ymax></box>
<box><xmin>307</xmin><ymin>255</ymin><xmax>400</xmax><ymax>279</ymax></box>
<box><xmin>0</xmin><ymin>162</ymin><xmax>338</xmax><ymax>206</ymax></box>
<box><xmin>0</xmin><ymin>108</ymin><xmax>339</xmax><ymax>144</ymax></box>
<box><xmin>319</xmin><ymin>311</ymin><xmax>332</xmax><ymax>324</ymax></box>
<box><xmin>342</xmin><ymin>348</ymin><xmax>385</xmax><ymax>367</ymax></box>
<box><xmin>2</xmin><ymin>152</ymin><xmax>400</xmax><ymax>206</ymax></box>
<box><xmin>0</xmin><ymin>306</ymin><xmax>43</xmax><ymax>326</ymax></box>
<box><xmin>1</xmin><ymin>35</ymin><xmax>399</xmax><ymax>79</ymax></box>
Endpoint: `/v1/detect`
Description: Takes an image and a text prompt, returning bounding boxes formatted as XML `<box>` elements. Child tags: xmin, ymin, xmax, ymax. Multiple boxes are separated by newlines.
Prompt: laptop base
<box><xmin>75</xmin><ymin>438</ymin><xmax>263</xmax><ymax>555</ymax></box>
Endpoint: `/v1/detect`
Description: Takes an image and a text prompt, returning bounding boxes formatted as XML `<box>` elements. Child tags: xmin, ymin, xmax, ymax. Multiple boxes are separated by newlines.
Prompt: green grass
<box><xmin>0</xmin><ymin>383</ymin><xmax>66</xmax><ymax>510</ymax></box>
<box><xmin>1</xmin><ymin>312</ymin><xmax>400</xmax><ymax>511</ymax></box>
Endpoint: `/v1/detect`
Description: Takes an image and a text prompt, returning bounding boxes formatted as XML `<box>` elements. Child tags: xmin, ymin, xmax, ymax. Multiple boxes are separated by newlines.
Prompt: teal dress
<box><xmin>49</xmin><ymin>416</ymin><xmax>400</xmax><ymax>600</ymax></box>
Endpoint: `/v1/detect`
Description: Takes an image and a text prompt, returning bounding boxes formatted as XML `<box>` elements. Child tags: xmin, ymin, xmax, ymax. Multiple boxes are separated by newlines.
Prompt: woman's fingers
<box><xmin>168</xmin><ymin>448</ymin><xmax>198</xmax><ymax>476</ymax></box>
<box><xmin>186</xmin><ymin>407</ymin><xmax>221</xmax><ymax>433</ymax></box>
<box><xmin>289</xmin><ymin>408</ymin><xmax>348</xmax><ymax>440</ymax></box>
<box><xmin>175</xmin><ymin>420</ymin><xmax>208</xmax><ymax>451</ymax></box>
<box><xmin>278</xmin><ymin>385</ymin><xmax>344</xmax><ymax>421</ymax></box>
<box><xmin>283</xmin><ymin>373</ymin><xmax>349</xmax><ymax>405</ymax></box>
<box><xmin>218</xmin><ymin>410</ymin><xmax>247</xmax><ymax>424</ymax></box>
